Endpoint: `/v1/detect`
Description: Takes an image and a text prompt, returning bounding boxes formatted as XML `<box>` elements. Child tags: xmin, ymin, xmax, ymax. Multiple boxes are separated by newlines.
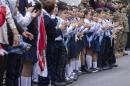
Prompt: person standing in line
<box><xmin>0</xmin><ymin>0</ymin><xmax>20</xmax><ymax>85</ymax></box>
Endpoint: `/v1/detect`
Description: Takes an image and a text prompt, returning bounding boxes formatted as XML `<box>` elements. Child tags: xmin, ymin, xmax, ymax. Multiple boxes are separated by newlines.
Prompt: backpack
<box><xmin>0</xmin><ymin>5</ymin><xmax>6</xmax><ymax>27</ymax></box>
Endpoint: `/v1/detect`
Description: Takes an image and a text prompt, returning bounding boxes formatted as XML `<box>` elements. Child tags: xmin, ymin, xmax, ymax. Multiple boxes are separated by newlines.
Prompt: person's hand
<box><xmin>13</xmin><ymin>7</ymin><xmax>18</xmax><ymax>16</ymax></box>
<box><xmin>22</xmin><ymin>31</ymin><xmax>34</xmax><ymax>40</ymax></box>
<box><xmin>70</xmin><ymin>22</ymin><xmax>78</xmax><ymax>27</ymax></box>
<box><xmin>26</xmin><ymin>7</ymin><xmax>34</xmax><ymax>12</ymax></box>
<box><xmin>58</xmin><ymin>23</ymin><xmax>66</xmax><ymax>30</ymax></box>
<box><xmin>12</xmin><ymin>29</ymin><xmax>20</xmax><ymax>47</ymax></box>
<box><xmin>0</xmin><ymin>48</ymin><xmax>8</xmax><ymax>56</ymax></box>
<box><xmin>78</xmin><ymin>19</ymin><xmax>84</xmax><ymax>26</ymax></box>
<box><xmin>84</xmin><ymin>24</ymin><xmax>91</xmax><ymax>29</ymax></box>
<box><xmin>13</xmin><ymin>34</ymin><xmax>20</xmax><ymax>47</ymax></box>
<box><xmin>31</xmin><ymin>9</ymin><xmax>41</xmax><ymax>18</ymax></box>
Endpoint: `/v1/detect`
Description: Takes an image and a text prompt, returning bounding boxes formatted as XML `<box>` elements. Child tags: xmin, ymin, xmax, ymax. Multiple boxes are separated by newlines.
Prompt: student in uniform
<box><xmin>50</xmin><ymin>4</ymin><xmax>68</xmax><ymax>86</ymax></box>
<box><xmin>84</xmin><ymin>8</ymin><xmax>100</xmax><ymax>72</ymax></box>
<box><xmin>38</xmin><ymin>0</ymin><xmax>66</xmax><ymax>86</ymax></box>
<box><xmin>4</xmin><ymin>0</ymin><xmax>40</xmax><ymax>86</ymax></box>
<box><xmin>96</xmin><ymin>8</ymin><xmax>118</xmax><ymax>70</ymax></box>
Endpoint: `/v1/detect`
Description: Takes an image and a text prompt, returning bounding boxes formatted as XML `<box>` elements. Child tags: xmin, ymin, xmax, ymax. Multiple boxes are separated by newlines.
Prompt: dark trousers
<box><xmin>38</xmin><ymin>43</ymin><xmax>56</xmax><ymax>86</ymax></box>
<box><xmin>6</xmin><ymin>53</ymin><xmax>22</xmax><ymax>86</ymax></box>
<box><xmin>38</xmin><ymin>42</ymin><xmax>67</xmax><ymax>85</ymax></box>
<box><xmin>126</xmin><ymin>15</ymin><xmax>130</xmax><ymax>49</ymax></box>
<box><xmin>126</xmin><ymin>32</ymin><xmax>130</xmax><ymax>49</ymax></box>
<box><xmin>98</xmin><ymin>37</ymin><xmax>116</xmax><ymax>67</ymax></box>
<box><xmin>46</xmin><ymin>43</ymin><xmax>57</xmax><ymax>82</ymax></box>
<box><xmin>0</xmin><ymin>55</ymin><xmax>8</xmax><ymax>86</ymax></box>
<box><xmin>38</xmin><ymin>76</ymin><xmax>50</xmax><ymax>86</ymax></box>
<box><xmin>54</xmin><ymin>41</ymin><xmax>67</xmax><ymax>82</ymax></box>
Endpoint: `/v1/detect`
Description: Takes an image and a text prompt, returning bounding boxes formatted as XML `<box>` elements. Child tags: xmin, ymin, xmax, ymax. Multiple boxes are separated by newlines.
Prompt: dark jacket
<box><xmin>44</xmin><ymin>14</ymin><xmax>62</xmax><ymax>44</ymax></box>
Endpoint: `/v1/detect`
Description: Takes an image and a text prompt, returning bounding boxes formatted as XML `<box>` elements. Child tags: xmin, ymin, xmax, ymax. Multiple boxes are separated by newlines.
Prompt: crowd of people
<box><xmin>0</xmin><ymin>0</ymin><xmax>129</xmax><ymax>86</ymax></box>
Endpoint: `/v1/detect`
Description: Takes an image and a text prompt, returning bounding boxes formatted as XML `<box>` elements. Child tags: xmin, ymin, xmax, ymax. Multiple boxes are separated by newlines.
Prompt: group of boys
<box><xmin>0</xmin><ymin>0</ymin><xmax>129</xmax><ymax>86</ymax></box>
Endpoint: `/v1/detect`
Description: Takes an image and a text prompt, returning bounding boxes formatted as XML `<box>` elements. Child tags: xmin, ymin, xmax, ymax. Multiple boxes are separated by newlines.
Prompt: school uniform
<box><xmin>38</xmin><ymin>10</ymin><xmax>63</xmax><ymax>86</ymax></box>
<box><xmin>51</xmin><ymin>16</ymin><xmax>67</xmax><ymax>84</ymax></box>
<box><xmin>98</xmin><ymin>19</ymin><xmax>116</xmax><ymax>68</ymax></box>
<box><xmin>84</xmin><ymin>19</ymin><xmax>100</xmax><ymax>52</ymax></box>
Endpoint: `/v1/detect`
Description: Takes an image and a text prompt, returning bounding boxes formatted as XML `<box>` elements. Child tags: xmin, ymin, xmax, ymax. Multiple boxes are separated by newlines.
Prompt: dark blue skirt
<box><xmin>84</xmin><ymin>34</ymin><xmax>100</xmax><ymax>53</ymax></box>
<box><xmin>68</xmin><ymin>36</ymin><xmax>79</xmax><ymax>59</ymax></box>
<box><xmin>22</xmin><ymin>35</ymin><xmax>38</xmax><ymax>64</ymax></box>
<box><xmin>22</xmin><ymin>46</ymin><xmax>37</xmax><ymax>64</ymax></box>
<box><xmin>77</xmin><ymin>39</ymin><xmax>85</xmax><ymax>53</ymax></box>
<box><xmin>91</xmin><ymin>36</ymin><xmax>100</xmax><ymax>53</ymax></box>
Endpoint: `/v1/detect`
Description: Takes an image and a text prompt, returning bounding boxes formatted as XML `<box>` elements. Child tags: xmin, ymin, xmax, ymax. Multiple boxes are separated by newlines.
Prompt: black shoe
<box><xmin>66</xmin><ymin>79</ymin><xmax>73</xmax><ymax>85</ymax></box>
<box><xmin>92</xmin><ymin>68</ymin><xmax>99</xmax><ymax>73</ymax></box>
<box><xmin>110</xmin><ymin>64</ymin><xmax>118</xmax><ymax>68</ymax></box>
<box><xmin>54</xmin><ymin>81</ymin><xmax>67</xmax><ymax>86</ymax></box>
<box><xmin>102</xmin><ymin>66</ymin><xmax>112</xmax><ymax>70</ymax></box>
<box><xmin>73</xmin><ymin>74</ymin><xmax>79</xmax><ymax>81</ymax></box>
<box><xmin>123</xmin><ymin>52</ymin><xmax>128</xmax><ymax>56</ymax></box>
<box><xmin>51</xmin><ymin>81</ymin><xmax>55</xmax><ymax>86</ymax></box>
<box><xmin>32</xmin><ymin>81</ymin><xmax>39</xmax><ymax>85</ymax></box>
<box><xmin>74</xmin><ymin>70</ymin><xmax>82</xmax><ymax>76</ymax></box>
<box><xmin>81</xmin><ymin>66</ymin><xmax>92</xmax><ymax>73</ymax></box>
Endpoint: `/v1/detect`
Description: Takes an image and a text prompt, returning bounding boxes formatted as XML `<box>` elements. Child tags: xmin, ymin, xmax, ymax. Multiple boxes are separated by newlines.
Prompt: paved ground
<box><xmin>69</xmin><ymin>51</ymin><xmax>130</xmax><ymax>86</ymax></box>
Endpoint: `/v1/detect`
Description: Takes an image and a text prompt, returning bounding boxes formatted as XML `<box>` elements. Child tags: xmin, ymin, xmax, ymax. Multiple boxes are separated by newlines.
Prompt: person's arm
<box><xmin>14</xmin><ymin>11</ymin><xmax>32</xmax><ymax>27</ymax></box>
<box><xmin>44</xmin><ymin>15</ymin><xmax>61</xmax><ymax>39</ymax></box>
<box><xmin>6</xmin><ymin>5</ymin><xmax>20</xmax><ymax>46</ymax></box>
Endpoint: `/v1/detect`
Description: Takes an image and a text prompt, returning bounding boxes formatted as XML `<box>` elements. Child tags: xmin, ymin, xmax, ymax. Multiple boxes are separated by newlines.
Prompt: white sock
<box><xmin>65</xmin><ymin>64</ymin><xmax>70</xmax><ymax>77</ymax></box>
<box><xmin>75</xmin><ymin>59</ymin><xmax>80</xmax><ymax>71</ymax></box>
<box><xmin>93</xmin><ymin>61</ymin><xmax>97</xmax><ymax>69</ymax></box>
<box><xmin>18</xmin><ymin>77</ymin><xmax>21</xmax><ymax>86</ymax></box>
<box><xmin>70</xmin><ymin>60</ymin><xmax>74</xmax><ymax>72</ymax></box>
<box><xmin>70</xmin><ymin>62</ymin><xmax>73</xmax><ymax>75</ymax></box>
<box><xmin>27</xmin><ymin>77</ymin><xmax>31</xmax><ymax>86</ymax></box>
<box><xmin>21</xmin><ymin>76</ymin><xmax>28</xmax><ymax>86</ymax></box>
<box><xmin>32</xmin><ymin>64</ymin><xmax>38</xmax><ymax>82</ymax></box>
<box><xmin>86</xmin><ymin>55</ymin><xmax>92</xmax><ymax>69</ymax></box>
<box><xmin>78</xmin><ymin>59</ymin><xmax>81</xmax><ymax>68</ymax></box>
<box><xmin>72</xmin><ymin>60</ymin><xmax>76</xmax><ymax>71</ymax></box>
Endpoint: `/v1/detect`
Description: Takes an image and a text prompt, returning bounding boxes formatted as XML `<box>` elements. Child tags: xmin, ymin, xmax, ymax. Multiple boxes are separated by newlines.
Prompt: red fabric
<box><xmin>0</xmin><ymin>5</ymin><xmax>6</xmax><ymax>27</ymax></box>
<box><xmin>37</xmin><ymin>15</ymin><xmax>46</xmax><ymax>71</ymax></box>
<box><xmin>0</xmin><ymin>44</ymin><xmax>2</xmax><ymax>48</ymax></box>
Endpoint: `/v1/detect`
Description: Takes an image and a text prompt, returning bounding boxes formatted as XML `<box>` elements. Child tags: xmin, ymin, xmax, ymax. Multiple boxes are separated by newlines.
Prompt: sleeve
<box><xmin>6</xmin><ymin>5</ymin><xmax>17</xmax><ymax>30</ymax></box>
<box><xmin>44</xmin><ymin>15</ymin><xmax>61</xmax><ymax>39</ymax></box>
<box><xmin>14</xmin><ymin>11</ymin><xmax>33</xmax><ymax>27</ymax></box>
<box><xmin>13</xmin><ymin>18</ymin><xmax>24</xmax><ymax>35</ymax></box>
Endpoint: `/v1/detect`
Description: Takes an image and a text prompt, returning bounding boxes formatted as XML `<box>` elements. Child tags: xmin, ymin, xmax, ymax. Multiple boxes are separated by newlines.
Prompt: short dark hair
<box><xmin>95</xmin><ymin>8</ymin><xmax>104</xmax><ymax>14</ymax></box>
<box><xmin>41</xmin><ymin>0</ymin><xmax>56</xmax><ymax>13</ymax></box>
<box><xmin>57</xmin><ymin>1</ymin><xmax>68</xmax><ymax>11</ymax></box>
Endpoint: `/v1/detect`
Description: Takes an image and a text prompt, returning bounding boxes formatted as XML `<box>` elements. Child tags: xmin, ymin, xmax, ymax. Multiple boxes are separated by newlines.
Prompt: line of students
<box><xmin>0</xmin><ymin>0</ymin><xmax>124</xmax><ymax>86</ymax></box>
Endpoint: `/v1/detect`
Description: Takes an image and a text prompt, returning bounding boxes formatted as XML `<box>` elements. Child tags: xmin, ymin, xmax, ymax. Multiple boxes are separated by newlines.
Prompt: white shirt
<box><xmin>0</xmin><ymin>2</ymin><xmax>16</xmax><ymax>44</ymax></box>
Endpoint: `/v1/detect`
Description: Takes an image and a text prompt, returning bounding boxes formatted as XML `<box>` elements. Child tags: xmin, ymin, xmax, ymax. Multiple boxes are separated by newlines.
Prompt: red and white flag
<box><xmin>36</xmin><ymin>13</ymin><xmax>48</xmax><ymax>77</ymax></box>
